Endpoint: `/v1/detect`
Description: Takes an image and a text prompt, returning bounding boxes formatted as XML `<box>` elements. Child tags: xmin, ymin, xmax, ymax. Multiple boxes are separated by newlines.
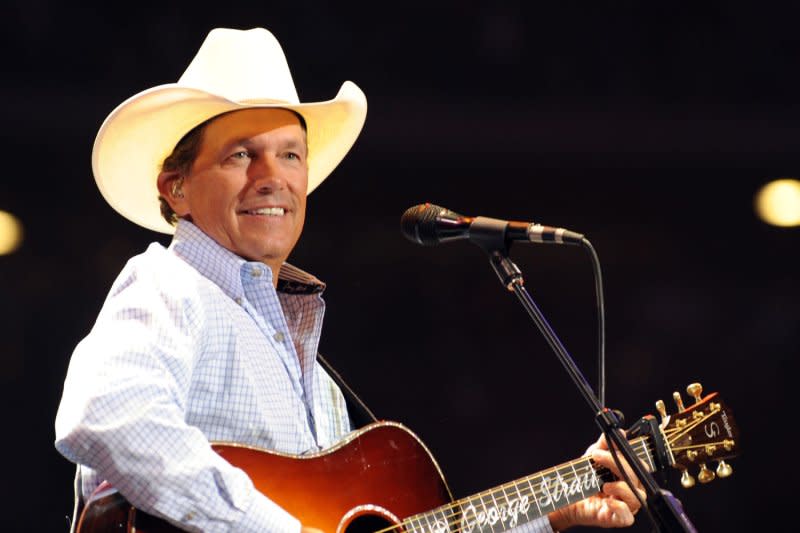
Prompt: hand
<box><xmin>548</xmin><ymin>432</ymin><xmax>647</xmax><ymax>530</ymax></box>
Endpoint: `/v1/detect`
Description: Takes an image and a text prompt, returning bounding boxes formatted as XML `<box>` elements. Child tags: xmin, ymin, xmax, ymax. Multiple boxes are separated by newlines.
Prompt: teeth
<box><xmin>249</xmin><ymin>207</ymin><xmax>285</xmax><ymax>216</ymax></box>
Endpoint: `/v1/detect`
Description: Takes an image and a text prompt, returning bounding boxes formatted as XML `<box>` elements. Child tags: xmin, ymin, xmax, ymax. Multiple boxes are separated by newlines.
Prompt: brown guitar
<box><xmin>76</xmin><ymin>384</ymin><xmax>739</xmax><ymax>533</ymax></box>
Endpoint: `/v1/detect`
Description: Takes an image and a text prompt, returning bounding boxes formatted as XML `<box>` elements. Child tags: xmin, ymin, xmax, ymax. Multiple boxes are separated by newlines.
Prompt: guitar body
<box><xmin>76</xmin><ymin>421</ymin><xmax>452</xmax><ymax>533</ymax></box>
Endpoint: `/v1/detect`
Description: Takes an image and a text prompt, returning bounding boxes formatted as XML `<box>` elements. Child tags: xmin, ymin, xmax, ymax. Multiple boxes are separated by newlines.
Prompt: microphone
<box><xmin>400</xmin><ymin>203</ymin><xmax>585</xmax><ymax>248</ymax></box>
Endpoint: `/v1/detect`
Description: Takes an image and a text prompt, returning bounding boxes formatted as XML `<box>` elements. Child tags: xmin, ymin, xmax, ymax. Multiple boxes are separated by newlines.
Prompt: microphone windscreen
<box><xmin>400</xmin><ymin>203</ymin><xmax>448</xmax><ymax>246</ymax></box>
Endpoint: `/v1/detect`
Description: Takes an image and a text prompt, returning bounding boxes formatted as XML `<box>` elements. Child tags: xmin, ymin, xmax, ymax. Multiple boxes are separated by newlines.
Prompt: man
<box><xmin>55</xmin><ymin>28</ymin><xmax>644</xmax><ymax>532</ymax></box>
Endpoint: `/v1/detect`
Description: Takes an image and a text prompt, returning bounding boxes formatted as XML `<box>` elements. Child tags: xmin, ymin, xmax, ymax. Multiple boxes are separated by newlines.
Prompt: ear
<box><xmin>157</xmin><ymin>170</ymin><xmax>190</xmax><ymax>217</ymax></box>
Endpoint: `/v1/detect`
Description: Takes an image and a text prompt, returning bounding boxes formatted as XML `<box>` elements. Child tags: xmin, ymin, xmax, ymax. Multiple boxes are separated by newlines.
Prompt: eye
<box><xmin>282</xmin><ymin>150</ymin><xmax>305</xmax><ymax>163</ymax></box>
<box><xmin>229</xmin><ymin>150</ymin><xmax>251</xmax><ymax>160</ymax></box>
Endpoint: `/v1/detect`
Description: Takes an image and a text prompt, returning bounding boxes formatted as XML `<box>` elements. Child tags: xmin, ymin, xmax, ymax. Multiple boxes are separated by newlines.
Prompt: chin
<box><xmin>240</xmin><ymin>242</ymin><xmax>291</xmax><ymax>265</ymax></box>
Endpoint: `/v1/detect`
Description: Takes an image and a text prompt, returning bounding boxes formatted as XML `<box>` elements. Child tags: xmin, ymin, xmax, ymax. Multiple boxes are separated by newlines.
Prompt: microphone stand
<box><xmin>471</xmin><ymin>221</ymin><xmax>697</xmax><ymax>532</ymax></box>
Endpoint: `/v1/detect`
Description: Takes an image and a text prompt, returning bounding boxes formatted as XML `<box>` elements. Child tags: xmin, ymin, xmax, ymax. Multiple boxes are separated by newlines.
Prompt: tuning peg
<box><xmin>716</xmin><ymin>460</ymin><xmax>733</xmax><ymax>478</ymax></box>
<box><xmin>680</xmin><ymin>470</ymin><xmax>696</xmax><ymax>488</ymax></box>
<box><xmin>687</xmin><ymin>383</ymin><xmax>703</xmax><ymax>404</ymax></box>
<box><xmin>673</xmin><ymin>391</ymin><xmax>686</xmax><ymax>412</ymax></box>
<box><xmin>698</xmin><ymin>463</ymin><xmax>715</xmax><ymax>483</ymax></box>
<box><xmin>655</xmin><ymin>399</ymin><xmax>667</xmax><ymax>420</ymax></box>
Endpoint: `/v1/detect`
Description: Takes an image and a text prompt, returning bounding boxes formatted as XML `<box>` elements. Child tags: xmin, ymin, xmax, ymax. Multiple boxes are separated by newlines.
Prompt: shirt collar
<box><xmin>169</xmin><ymin>219</ymin><xmax>325</xmax><ymax>297</ymax></box>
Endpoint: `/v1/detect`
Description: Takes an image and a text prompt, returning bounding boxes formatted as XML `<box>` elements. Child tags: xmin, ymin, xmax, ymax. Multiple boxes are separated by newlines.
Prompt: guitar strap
<box><xmin>68</xmin><ymin>468</ymin><xmax>81</xmax><ymax>533</ymax></box>
<box><xmin>317</xmin><ymin>352</ymin><xmax>379</xmax><ymax>428</ymax></box>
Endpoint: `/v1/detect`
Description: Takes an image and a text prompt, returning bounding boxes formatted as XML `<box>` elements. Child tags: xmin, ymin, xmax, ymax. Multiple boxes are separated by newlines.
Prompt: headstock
<box><xmin>658</xmin><ymin>382</ymin><xmax>740</xmax><ymax>488</ymax></box>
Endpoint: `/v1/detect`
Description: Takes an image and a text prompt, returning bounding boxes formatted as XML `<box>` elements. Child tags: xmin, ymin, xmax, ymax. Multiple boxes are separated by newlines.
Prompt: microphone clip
<box><xmin>469</xmin><ymin>216</ymin><xmax>517</xmax><ymax>254</ymax></box>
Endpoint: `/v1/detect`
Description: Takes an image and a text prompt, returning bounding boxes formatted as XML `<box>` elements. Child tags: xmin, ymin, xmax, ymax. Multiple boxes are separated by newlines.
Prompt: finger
<box><xmin>584</xmin><ymin>430</ymin><xmax>616</xmax><ymax>456</ymax></box>
<box><xmin>602</xmin><ymin>480</ymin><xmax>646</xmax><ymax>514</ymax></box>
<box><xmin>601</xmin><ymin>495</ymin><xmax>637</xmax><ymax>526</ymax></box>
<box><xmin>592</xmin><ymin>448</ymin><xmax>647</xmax><ymax>486</ymax></box>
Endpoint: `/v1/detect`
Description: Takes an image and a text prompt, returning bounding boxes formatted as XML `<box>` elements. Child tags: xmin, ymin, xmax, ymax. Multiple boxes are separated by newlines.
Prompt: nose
<box><xmin>248</xmin><ymin>154</ymin><xmax>285</xmax><ymax>193</ymax></box>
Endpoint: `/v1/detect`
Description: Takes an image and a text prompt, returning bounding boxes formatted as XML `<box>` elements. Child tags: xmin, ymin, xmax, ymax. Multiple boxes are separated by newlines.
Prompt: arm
<box><xmin>54</xmin><ymin>269</ymin><xmax>300</xmax><ymax>533</ymax></box>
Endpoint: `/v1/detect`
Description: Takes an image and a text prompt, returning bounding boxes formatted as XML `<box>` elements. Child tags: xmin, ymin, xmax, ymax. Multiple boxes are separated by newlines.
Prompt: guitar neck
<box><xmin>404</xmin><ymin>436</ymin><xmax>653</xmax><ymax>533</ymax></box>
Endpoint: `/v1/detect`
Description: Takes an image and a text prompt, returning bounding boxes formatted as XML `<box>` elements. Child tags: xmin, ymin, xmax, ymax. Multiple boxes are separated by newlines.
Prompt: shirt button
<box><xmin>274</xmin><ymin>331</ymin><xmax>284</xmax><ymax>343</ymax></box>
<box><xmin>251</xmin><ymin>267</ymin><xmax>262</xmax><ymax>277</ymax></box>
<box><xmin>235</xmin><ymin>297</ymin><xmax>243</xmax><ymax>305</ymax></box>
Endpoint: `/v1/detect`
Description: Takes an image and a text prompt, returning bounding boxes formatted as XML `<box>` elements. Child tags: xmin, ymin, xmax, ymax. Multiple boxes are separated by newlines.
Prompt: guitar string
<box><xmin>385</xmin><ymin>450</ymin><xmax>635</xmax><ymax>533</ymax></box>
<box><xmin>376</xmin><ymin>408</ymin><xmax>728</xmax><ymax>533</ymax></box>
<box><xmin>372</xmin><ymin>439</ymin><xmax>654</xmax><ymax>533</ymax></box>
<box><xmin>660</xmin><ymin>408</ymin><xmax>719</xmax><ymax>455</ymax></box>
<box><xmin>427</xmin><ymin>439</ymin><xmax>648</xmax><ymax>524</ymax></box>
<box><xmin>433</xmin><ymin>440</ymin><xmax>654</xmax><ymax>533</ymax></box>
<box><xmin>394</xmin><ymin>432</ymin><xmax>720</xmax><ymax>533</ymax></box>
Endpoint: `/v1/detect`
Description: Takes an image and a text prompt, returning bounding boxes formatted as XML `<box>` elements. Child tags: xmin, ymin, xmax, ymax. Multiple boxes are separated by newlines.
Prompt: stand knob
<box><xmin>680</xmin><ymin>470</ymin><xmax>696</xmax><ymax>488</ymax></box>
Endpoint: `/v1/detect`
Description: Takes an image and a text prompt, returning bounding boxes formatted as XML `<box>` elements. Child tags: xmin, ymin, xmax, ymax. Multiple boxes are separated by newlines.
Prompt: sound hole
<box><xmin>346</xmin><ymin>513</ymin><xmax>394</xmax><ymax>533</ymax></box>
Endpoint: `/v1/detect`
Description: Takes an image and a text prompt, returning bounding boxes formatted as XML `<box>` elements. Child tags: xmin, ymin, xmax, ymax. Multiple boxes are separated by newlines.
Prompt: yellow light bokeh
<box><xmin>0</xmin><ymin>210</ymin><xmax>24</xmax><ymax>255</ymax></box>
<box><xmin>755</xmin><ymin>179</ymin><xmax>800</xmax><ymax>227</ymax></box>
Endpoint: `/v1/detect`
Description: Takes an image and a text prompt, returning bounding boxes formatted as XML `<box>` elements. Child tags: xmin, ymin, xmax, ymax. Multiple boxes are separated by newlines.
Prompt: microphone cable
<box><xmin>578</xmin><ymin>237</ymin><xmax>606</xmax><ymax>408</ymax></box>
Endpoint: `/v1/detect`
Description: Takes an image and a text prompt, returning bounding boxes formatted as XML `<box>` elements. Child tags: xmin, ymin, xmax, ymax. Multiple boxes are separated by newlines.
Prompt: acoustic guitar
<box><xmin>76</xmin><ymin>383</ymin><xmax>739</xmax><ymax>533</ymax></box>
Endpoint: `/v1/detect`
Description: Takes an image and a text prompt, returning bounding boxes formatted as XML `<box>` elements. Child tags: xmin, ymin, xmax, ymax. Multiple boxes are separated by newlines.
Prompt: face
<box><xmin>164</xmin><ymin>108</ymin><xmax>308</xmax><ymax>275</ymax></box>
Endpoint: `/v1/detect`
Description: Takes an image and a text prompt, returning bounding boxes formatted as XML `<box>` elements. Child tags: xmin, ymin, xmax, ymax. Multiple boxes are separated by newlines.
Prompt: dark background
<box><xmin>2</xmin><ymin>1</ymin><xmax>797</xmax><ymax>531</ymax></box>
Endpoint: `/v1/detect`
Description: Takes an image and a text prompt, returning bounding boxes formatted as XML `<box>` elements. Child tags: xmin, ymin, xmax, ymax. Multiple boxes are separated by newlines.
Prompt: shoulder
<box><xmin>97</xmin><ymin>243</ymin><xmax>216</xmax><ymax>327</ymax></box>
<box><xmin>113</xmin><ymin>243</ymin><xmax>197</xmax><ymax>290</ymax></box>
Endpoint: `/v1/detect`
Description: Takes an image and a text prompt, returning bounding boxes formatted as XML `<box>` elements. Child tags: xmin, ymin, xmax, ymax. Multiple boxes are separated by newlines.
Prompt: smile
<box><xmin>243</xmin><ymin>207</ymin><xmax>285</xmax><ymax>216</ymax></box>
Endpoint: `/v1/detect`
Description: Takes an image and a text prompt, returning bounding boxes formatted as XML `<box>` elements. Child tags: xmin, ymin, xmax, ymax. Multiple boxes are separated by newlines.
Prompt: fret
<box><xmin>448</xmin><ymin>503</ymin><xmax>463</xmax><ymax>533</ymax></box>
<box><xmin>529</xmin><ymin>469</ymin><xmax>558</xmax><ymax>516</ymax></box>
<box><xmin>556</xmin><ymin>464</ymin><xmax>574</xmax><ymax>505</ymax></box>
<box><xmin>415</xmin><ymin>511</ymin><xmax>434</xmax><ymax>533</ymax></box>
<box><xmin>429</xmin><ymin>506</ymin><xmax>451</xmax><ymax>533</ymax></box>
<box><xmin>511</xmin><ymin>478</ymin><xmax>535</xmax><ymax>522</ymax></box>
<box><xmin>568</xmin><ymin>461</ymin><xmax>585</xmax><ymax>502</ymax></box>
<box><xmin>488</xmin><ymin>488</ymin><xmax>501</xmax><ymax>530</ymax></box>
<box><xmin>422</xmin><ymin>509</ymin><xmax>434</xmax><ymax>533</ymax></box>
<box><xmin>480</xmin><ymin>492</ymin><xmax>497</xmax><ymax>533</ymax></box>
<box><xmin>525</xmin><ymin>474</ymin><xmax>544</xmax><ymax>517</ymax></box>
<box><xmin>498</xmin><ymin>483</ymin><xmax>512</xmax><ymax>525</ymax></box>
<box><xmin>407</xmin><ymin>514</ymin><xmax>424</xmax><ymax>533</ymax></box>
<box><xmin>577</xmin><ymin>457</ymin><xmax>601</xmax><ymax>493</ymax></box>
<box><xmin>502</xmin><ymin>479</ymin><xmax>533</xmax><ymax>528</ymax></box>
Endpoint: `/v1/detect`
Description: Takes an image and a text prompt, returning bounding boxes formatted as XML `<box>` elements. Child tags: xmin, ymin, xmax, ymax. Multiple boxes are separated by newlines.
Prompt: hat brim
<box><xmin>92</xmin><ymin>81</ymin><xmax>367</xmax><ymax>234</ymax></box>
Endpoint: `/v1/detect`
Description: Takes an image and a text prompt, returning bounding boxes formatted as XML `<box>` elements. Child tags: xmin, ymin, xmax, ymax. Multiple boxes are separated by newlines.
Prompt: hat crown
<box><xmin>178</xmin><ymin>27</ymin><xmax>300</xmax><ymax>104</ymax></box>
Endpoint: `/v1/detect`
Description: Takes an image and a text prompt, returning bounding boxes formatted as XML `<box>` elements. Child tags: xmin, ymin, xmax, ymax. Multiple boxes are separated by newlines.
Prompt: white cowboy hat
<box><xmin>92</xmin><ymin>27</ymin><xmax>367</xmax><ymax>234</ymax></box>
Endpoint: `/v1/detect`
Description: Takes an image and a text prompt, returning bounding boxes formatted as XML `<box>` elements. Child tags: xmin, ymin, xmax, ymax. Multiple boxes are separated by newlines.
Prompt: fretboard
<box><xmin>401</xmin><ymin>436</ymin><xmax>653</xmax><ymax>533</ymax></box>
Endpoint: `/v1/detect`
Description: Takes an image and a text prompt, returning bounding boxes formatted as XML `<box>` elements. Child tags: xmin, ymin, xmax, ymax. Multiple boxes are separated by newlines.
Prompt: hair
<box><xmin>158</xmin><ymin>121</ymin><xmax>208</xmax><ymax>225</ymax></box>
<box><xmin>157</xmin><ymin>110</ymin><xmax>308</xmax><ymax>226</ymax></box>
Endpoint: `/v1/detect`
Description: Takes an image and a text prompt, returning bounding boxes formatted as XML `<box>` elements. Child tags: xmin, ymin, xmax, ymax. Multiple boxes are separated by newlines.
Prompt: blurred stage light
<box><xmin>0</xmin><ymin>210</ymin><xmax>24</xmax><ymax>255</ymax></box>
<box><xmin>755</xmin><ymin>179</ymin><xmax>800</xmax><ymax>227</ymax></box>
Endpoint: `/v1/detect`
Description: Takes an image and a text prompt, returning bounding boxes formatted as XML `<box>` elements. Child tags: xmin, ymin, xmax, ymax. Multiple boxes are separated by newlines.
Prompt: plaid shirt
<box><xmin>55</xmin><ymin>220</ymin><xmax>351</xmax><ymax>532</ymax></box>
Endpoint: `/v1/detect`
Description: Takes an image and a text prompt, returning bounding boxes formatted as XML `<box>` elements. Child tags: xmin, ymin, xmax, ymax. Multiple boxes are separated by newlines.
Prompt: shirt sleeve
<box><xmin>54</xmin><ymin>266</ymin><xmax>299</xmax><ymax>533</ymax></box>
<box><xmin>510</xmin><ymin>517</ymin><xmax>555</xmax><ymax>533</ymax></box>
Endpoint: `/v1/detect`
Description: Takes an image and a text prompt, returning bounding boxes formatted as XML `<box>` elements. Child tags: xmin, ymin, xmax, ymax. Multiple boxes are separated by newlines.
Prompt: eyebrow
<box><xmin>224</xmin><ymin>134</ymin><xmax>308</xmax><ymax>156</ymax></box>
<box><xmin>279</xmin><ymin>138</ymin><xmax>307</xmax><ymax>154</ymax></box>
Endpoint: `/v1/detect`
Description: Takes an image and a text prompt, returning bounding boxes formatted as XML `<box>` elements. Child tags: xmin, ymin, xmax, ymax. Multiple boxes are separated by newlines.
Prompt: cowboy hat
<box><xmin>92</xmin><ymin>27</ymin><xmax>367</xmax><ymax>234</ymax></box>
